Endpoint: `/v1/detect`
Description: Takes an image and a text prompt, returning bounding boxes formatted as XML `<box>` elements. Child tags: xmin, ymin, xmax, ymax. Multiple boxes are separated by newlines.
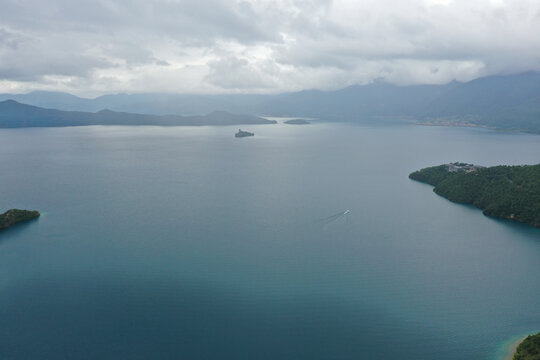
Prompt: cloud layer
<box><xmin>1</xmin><ymin>0</ymin><xmax>540</xmax><ymax>95</ymax></box>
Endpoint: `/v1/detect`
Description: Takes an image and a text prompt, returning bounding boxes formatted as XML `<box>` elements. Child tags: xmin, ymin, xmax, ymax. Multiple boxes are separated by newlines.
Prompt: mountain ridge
<box><xmin>0</xmin><ymin>100</ymin><xmax>276</xmax><ymax>128</ymax></box>
<box><xmin>2</xmin><ymin>72</ymin><xmax>540</xmax><ymax>132</ymax></box>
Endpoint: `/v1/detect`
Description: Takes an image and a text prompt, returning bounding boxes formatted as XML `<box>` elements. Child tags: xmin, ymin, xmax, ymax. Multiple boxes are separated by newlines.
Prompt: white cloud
<box><xmin>0</xmin><ymin>0</ymin><xmax>540</xmax><ymax>95</ymax></box>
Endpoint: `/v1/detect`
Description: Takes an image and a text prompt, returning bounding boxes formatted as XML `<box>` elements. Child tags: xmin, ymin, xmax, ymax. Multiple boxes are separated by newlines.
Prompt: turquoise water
<box><xmin>0</xmin><ymin>123</ymin><xmax>539</xmax><ymax>359</ymax></box>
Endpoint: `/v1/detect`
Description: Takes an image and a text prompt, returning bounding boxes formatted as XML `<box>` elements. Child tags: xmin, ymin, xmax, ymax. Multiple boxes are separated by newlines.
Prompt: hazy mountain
<box><xmin>0</xmin><ymin>92</ymin><xmax>270</xmax><ymax>115</ymax></box>
<box><xmin>2</xmin><ymin>72</ymin><xmax>540</xmax><ymax>132</ymax></box>
<box><xmin>421</xmin><ymin>72</ymin><xmax>540</xmax><ymax>131</ymax></box>
<box><xmin>0</xmin><ymin>83</ymin><xmax>457</xmax><ymax>119</ymax></box>
<box><xmin>0</xmin><ymin>91</ymin><xmax>93</xmax><ymax>111</ymax></box>
<box><xmin>0</xmin><ymin>100</ymin><xmax>276</xmax><ymax>128</ymax></box>
<box><xmin>424</xmin><ymin>72</ymin><xmax>540</xmax><ymax>116</ymax></box>
<box><xmin>256</xmin><ymin>82</ymin><xmax>458</xmax><ymax>119</ymax></box>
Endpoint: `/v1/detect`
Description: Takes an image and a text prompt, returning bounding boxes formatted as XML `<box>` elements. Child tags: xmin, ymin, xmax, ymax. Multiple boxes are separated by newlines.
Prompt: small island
<box><xmin>284</xmin><ymin>119</ymin><xmax>310</xmax><ymax>125</ymax></box>
<box><xmin>512</xmin><ymin>332</ymin><xmax>540</xmax><ymax>360</ymax></box>
<box><xmin>0</xmin><ymin>209</ymin><xmax>40</xmax><ymax>231</ymax></box>
<box><xmin>409</xmin><ymin>162</ymin><xmax>540</xmax><ymax>228</ymax></box>
<box><xmin>235</xmin><ymin>129</ymin><xmax>254</xmax><ymax>138</ymax></box>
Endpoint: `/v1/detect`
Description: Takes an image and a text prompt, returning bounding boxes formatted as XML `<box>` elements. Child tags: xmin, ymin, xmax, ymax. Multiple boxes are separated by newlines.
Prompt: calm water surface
<box><xmin>0</xmin><ymin>122</ymin><xmax>539</xmax><ymax>359</ymax></box>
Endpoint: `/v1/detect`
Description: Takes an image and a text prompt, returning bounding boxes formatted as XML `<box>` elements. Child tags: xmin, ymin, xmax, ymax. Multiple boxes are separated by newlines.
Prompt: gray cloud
<box><xmin>1</xmin><ymin>0</ymin><xmax>540</xmax><ymax>95</ymax></box>
<box><xmin>0</xmin><ymin>28</ymin><xmax>24</xmax><ymax>49</ymax></box>
<box><xmin>205</xmin><ymin>56</ymin><xmax>278</xmax><ymax>89</ymax></box>
<box><xmin>0</xmin><ymin>27</ymin><xmax>113</xmax><ymax>81</ymax></box>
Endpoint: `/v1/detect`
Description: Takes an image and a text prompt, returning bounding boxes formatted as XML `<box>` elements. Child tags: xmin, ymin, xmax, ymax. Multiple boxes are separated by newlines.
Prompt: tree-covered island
<box><xmin>513</xmin><ymin>332</ymin><xmax>540</xmax><ymax>360</ymax></box>
<box><xmin>0</xmin><ymin>209</ymin><xmax>40</xmax><ymax>231</ymax></box>
<box><xmin>409</xmin><ymin>162</ymin><xmax>540</xmax><ymax>228</ymax></box>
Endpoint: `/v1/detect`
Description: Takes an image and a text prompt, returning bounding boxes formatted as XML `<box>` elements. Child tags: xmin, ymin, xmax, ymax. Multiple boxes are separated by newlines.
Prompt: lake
<box><xmin>0</xmin><ymin>122</ymin><xmax>539</xmax><ymax>359</ymax></box>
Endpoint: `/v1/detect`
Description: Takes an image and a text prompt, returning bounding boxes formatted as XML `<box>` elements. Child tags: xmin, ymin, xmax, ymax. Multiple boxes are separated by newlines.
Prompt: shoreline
<box><xmin>503</xmin><ymin>336</ymin><xmax>527</xmax><ymax>360</ymax></box>
<box><xmin>414</xmin><ymin>121</ymin><xmax>540</xmax><ymax>135</ymax></box>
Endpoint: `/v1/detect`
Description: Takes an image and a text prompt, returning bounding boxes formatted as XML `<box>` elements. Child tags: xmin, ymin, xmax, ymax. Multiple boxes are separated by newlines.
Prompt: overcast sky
<box><xmin>1</xmin><ymin>0</ymin><xmax>540</xmax><ymax>96</ymax></box>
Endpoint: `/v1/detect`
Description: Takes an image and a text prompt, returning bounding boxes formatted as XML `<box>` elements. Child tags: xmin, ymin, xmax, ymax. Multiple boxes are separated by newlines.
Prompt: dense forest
<box><xmin>409</xmin><ymin>163</ymin><xmax>540</xmax><ymax>228</ymax></box>
<box><xmin>0</xmin><ymin>209</ymin><xmax>40</xmax><ymax>230</ymax></box>
<box><xmin>513</xmin><ymin>332</ymin><xmax>540</xmax><ymax>360</ymax></box>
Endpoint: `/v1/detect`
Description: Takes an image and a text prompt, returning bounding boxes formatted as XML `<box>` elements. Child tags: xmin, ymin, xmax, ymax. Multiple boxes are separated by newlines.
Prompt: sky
<box><xmin>1</xmin><ymin>0</ymin><xmax>540</xmax><ymax>96</ymax></box>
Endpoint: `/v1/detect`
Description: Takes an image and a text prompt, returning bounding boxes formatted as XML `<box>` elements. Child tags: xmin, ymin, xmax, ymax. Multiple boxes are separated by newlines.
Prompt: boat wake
<box><xmin>316</xmin><ymin>210</ymin><xmax>350</xmax><ymax>229</ymax></box>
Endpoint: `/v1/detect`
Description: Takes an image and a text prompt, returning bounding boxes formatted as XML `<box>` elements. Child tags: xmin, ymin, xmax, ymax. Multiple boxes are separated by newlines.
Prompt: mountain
<box><xmin>2</xmin><ymin>72</ymin><xmax>540</xmax><ymax>132</ymax></box>
<box><xmin>0</xmin><ymin>92</ymin><xmax>270</xmax><ymax>115</ymax></box>
<box><xmin>424</xmin><ymin>72</ymin><xmax>540</xmax><ymax>117</ymax></box>
<box><xmin>422</xmin><ymin>72</ymin><xmax>540</xmax><ymax>132</ymax></box>
<box><xmin>0</xmin><ymin>83</ymin><xmax>456</xmax><ymax>119</ymax></box>
<box><xmin>0</xmin><ymin>91</ymin><xmax>94</xmax><ymax>111</ymax></box>
<box><xmin>256</xmin><ymin>82</ymin><xmax>458</xmax><ymax>119</ymax></box>
<box><xmin>0</xmin><ymin>100</ymin><xmax>276</xmax><ymax>128</ymax></box>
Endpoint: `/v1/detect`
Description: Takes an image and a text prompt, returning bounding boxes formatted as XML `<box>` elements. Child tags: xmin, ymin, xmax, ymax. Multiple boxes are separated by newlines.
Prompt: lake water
<box><xmin>0</xmin><ymin>122</ymin><xmax>539</xmax><ymax>359</ymax></box>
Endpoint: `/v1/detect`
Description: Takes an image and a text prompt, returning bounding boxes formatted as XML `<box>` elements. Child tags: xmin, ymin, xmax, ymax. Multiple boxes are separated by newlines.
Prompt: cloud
<box><xmin>0</xmin><ymin>0</ymin><xmax>540</xmax><ymax>95</ymax></box>
<box><xmin>205</xmin><ymin>56</ymin><xmax>278</xmax><ymax>89</ymax></box>
<box><xmin>0</xmin><ymin>27</ymin><xmax>114</xmax><ymax>81</ymax></box>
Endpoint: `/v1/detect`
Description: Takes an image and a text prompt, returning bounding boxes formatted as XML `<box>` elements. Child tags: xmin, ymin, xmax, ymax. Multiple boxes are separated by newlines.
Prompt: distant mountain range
<box><xmin>0</xmin><ymin>100</ymin><xmax>276</xmax><ymax>128</ymax></box>
<box><xmin>1</xmin><ymin>72</ymin><xmax>540</xmax><ymax>132</ymax></box>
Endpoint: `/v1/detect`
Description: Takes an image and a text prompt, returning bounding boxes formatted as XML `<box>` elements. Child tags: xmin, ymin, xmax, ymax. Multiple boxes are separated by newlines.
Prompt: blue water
<box><xmin>0</xmin><ymin>123</ymin><xmax>539</xmax><ymax>359</ymax></box>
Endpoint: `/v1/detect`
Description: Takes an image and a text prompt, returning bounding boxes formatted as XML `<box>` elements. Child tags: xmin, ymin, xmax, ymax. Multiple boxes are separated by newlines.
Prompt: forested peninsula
<box><xmin>409</xmin><ymin>163</ymin><xmax>540</xmax><ymax>228</ymax></box>
<box><xmin>0</xmin><ymin>209</ymin><xmax>40</xmax><ymax>231</ymax></box>
<box><xmin>513</xmin><ymin>332</ymin><xmax>540</xmax><ymax>360</ymax></box>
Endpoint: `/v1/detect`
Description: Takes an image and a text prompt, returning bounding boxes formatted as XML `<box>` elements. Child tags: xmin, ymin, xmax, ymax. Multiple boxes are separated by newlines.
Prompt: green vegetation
<box><xmin>514</xmin><ymin>332</ymin><xmax>540</xmax><ymax>360</ymax></box>
<box><xmin>409</xmin><ymin>163</ymin><xmax>540</xmax><ymax>227</ymax></box>
<box><xmin>0</xmin><ymin>209</ymin><xmax>40</xmax><ymax>231</ymax></box>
